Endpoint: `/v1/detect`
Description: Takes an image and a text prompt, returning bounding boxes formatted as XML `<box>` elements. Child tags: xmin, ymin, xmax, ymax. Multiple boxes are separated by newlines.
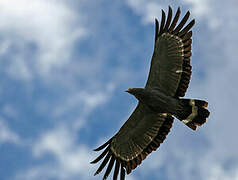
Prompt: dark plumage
<box><xmin>91</xmin><ymin>6</ymin><xmax>210</xmax><ymax>179</ymax></box>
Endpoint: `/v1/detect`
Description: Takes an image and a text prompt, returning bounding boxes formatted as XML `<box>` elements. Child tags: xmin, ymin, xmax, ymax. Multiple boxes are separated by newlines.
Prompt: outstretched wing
<box><xmin>91</xmin><ymin>103</ymin><xmax>174</xmax><ymax>180</ymax></box>
<box><xmin>146</xmin><ymin>7</ymin><xmax>194</xmax><ymax>97</ymax></box>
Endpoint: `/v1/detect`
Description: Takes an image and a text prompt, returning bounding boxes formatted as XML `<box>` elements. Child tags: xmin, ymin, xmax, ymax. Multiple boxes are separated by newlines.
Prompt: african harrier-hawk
<box><xmin>91</xmin><ymin>6</ymin><xmax>210</xmax><ymax>180</ymax></box>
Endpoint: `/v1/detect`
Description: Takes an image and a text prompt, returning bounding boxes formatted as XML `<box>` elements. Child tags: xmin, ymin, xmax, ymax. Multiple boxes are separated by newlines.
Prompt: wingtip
<box><xmin>94</xmin><ymin>171</ymin><xmax>99</xmax><ymax>176</ymax></box>
<box><xmin>90</xmin><ymin>160</ymin><xmax>96</xmax><ymax>164</ymax></box>
<box><xmin>185</xmin><ymin>10</ymin><xmax>191</xmax><ymax>17</ymax></box>
<box><xmin>154</xmin><ymin>18</ymin><xmax>159</xmax><ymax>43</ymax></box>
<box><xmin>155</xmin><ymin>18</ymin><xmax>159</xmax><ymax>24</ymax></box>
<box><xmin>168</xmin><ymin>6</ymin><xmax>172</xmax><ymax>14</ymax></box>
<box><xmin>93</xmin><ymin>138</ymin><xmax>112</xmax><ymax>151</ymax></box>
<box><xmin>103</xmin><ymin>176</ymin><xmax>108</xmax><ymax>180</ymax></box>
<box><xmin>190</xmin><ymin>19</ymin><xmax>195</xmax><ymax>27</ymax></box>
<box><xmin>177</xmin><ymin>7</ymin><xmax>181</xmax><ymax>16</ymax></box>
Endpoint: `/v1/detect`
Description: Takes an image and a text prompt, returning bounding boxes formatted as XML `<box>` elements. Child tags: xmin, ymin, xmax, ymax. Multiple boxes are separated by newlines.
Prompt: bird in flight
<box><xmin>91</xmin><ymin>6</ymin><xmax>210</xmax><ymax>180</ymax></box>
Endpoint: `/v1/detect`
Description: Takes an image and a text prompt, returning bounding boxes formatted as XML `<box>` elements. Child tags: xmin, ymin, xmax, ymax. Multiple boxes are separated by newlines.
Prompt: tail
<box><xmin>175</xmin><ymin>98</ymin><xmax>210</xmax><ymax>130</ymax></box>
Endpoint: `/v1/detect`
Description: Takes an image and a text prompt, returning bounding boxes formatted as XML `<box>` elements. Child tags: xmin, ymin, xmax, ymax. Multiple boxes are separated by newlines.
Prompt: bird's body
<box><xmin>127</xmin><ymin>87</ymin><xmax>178</xmax><ymax>114</ymax></box>
<box><xmin>91</xmin><ymin>6</ymin><xmax>210</xmax><ymax>180</ymax></box>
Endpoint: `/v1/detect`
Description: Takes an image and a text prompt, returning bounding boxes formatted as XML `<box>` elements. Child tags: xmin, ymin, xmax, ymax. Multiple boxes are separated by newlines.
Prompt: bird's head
<box><xmin>125</xmin><ymin>88</ymin><xmax>146</xmax><ymax>100</ymax></box>
<box><xmin>125</xmin><ymin>88</ymin><xmax>137</xmax><ymax>95</ymax></box>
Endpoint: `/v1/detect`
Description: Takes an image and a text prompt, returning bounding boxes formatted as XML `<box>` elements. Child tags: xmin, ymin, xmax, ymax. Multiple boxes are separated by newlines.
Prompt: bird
<box><xmin>91</xmin><ymin>6</ymin><xmax>210</xmax><ymax>180</ymax></box>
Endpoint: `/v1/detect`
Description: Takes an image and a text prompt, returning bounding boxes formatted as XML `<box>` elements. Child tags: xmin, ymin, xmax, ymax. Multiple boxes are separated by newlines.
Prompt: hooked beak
<box><xmin>125</xmin><ymin>88</ymin><xmax>132</xmax><ymax>93</ymax></box>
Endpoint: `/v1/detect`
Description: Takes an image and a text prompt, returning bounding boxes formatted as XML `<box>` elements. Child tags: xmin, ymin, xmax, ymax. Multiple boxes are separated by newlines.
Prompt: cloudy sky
<box><xmin>0</xmin><ymin>0</ymin><xmax>238</xmax><ymax>180</ymax></box>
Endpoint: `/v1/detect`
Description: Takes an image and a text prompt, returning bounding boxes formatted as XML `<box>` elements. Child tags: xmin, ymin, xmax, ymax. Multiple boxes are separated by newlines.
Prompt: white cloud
<box><xmin>0</xmin><ymin>39</ymin><xmax>11</xmax><ymax>55</ymax></box>
<box><xmin>15</xmin><ymin>125</ymin><xmax>94</xmax><ymax>180</ymax></box>
<box><xmin>126</xmin><ymin>0</ymin><xmax>163</xmax><ymax>24</ymax></box>
<box><xmin>14</xmin><ymin>83</ymin><xmax>115</xmax><ymax>179</ymax></box>
<box><xmin>126</xmin><ymin>0</ymin><xmax>208</xmax><ymax>24</ymax></box>
<box><xmin>33</xmin><ymin>126</ymin><xmax>91</xmax><ymax>172</ymax></box>
<box><xmin>0</xmin><ymin>118</ymin><xmax>20</xmax><ymax>144</ymax></box>
<box><xmin>0</xmin><ymin>0</ymin><xmax>87</xmax><ymax>80</ymax></box>
<box><xmin>52</xmin><ymin>89</ymin><xmax>113</xmax><ymax>118</ymax></box>
<box><xmin>206</xmin><ymin>164</ymin><xmax>238</xmax><ymax>180</ymax></box>
<box><xmin>51</xmin><ymin>82</ymin><xmax>115</xmax><ymax>130</ymax></box>
<box><xmin>126</xmin><ymin>0</ymin><xmax>220</xmax><ymax>29</ymax></box>
<box><xmin>182</xmin><ymin>0</ymin><xmax>210</xmax><ymax>17</ymax></box>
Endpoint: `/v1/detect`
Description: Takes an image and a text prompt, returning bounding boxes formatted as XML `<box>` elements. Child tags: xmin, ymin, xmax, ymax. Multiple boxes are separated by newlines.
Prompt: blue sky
<box><xmin>0</xmin><ymin>0</ymin><xmax>238</xmax><ymax>180</ymax></box>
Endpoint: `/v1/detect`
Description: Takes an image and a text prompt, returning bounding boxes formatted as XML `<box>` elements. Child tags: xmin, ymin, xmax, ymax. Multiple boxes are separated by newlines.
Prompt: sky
<box><xmin>0</xmin><ymin>0</ymin><xmax>238</xmax><ymax>180</ymax></box>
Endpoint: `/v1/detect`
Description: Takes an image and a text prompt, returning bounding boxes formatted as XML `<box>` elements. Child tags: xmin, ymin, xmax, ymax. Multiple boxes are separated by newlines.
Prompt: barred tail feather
<box><xmin>176</xmin><ymin>98</ymin><xmax>210</xmax><ymax>130</ymax></box>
